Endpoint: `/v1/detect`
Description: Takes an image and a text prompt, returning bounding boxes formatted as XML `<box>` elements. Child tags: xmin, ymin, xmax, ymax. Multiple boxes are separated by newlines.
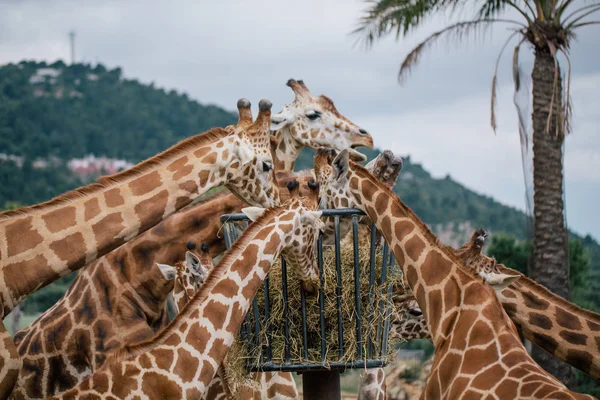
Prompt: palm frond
<box><xmin>563</xmin><ymin>3</ymin><xmax>600</xmax><ymax>29</ymax></box>
<box><xmin>353</xmin><ymin>0</ymin><xmax>441</xmax><ymax>49</ymax></box>
<box><xmin>397</xmin><ymin>19</ymin><xmax>524</xmax><ymax>83</ymax></box>
<box><xmin>560</xmin><ymin>48</ymin><xmax>573</xmax><ymax>136</ymax></box>
<box><xmin>555</xmin><ymin>0</ymin><xmax>575</xmax><ymax>19</ymax></box>
<box><xmin>545</xmin><ymin>42</ymin><xmax>561</xmax><ymax>136</ymax></box>
<box><xmin>352</xmin><ymin>0</ymin><xmax>484</xmax><ymax>49</ymax></box>
<box><xmin>490</xmin><ymin>31</ymin><xmax>522</xmax><ymax>132</ymax></box>
<box><xmin>478</xmin><ymin>0</ymin><xmax>535</xmax><ymax>24</ymax></box>
<box><xmin>561</xmin><ymin>2</ymin><xmax>600</xmax><ymax>24</ymax></box>
<box><xmin>512</xmin><ymin>37</ymin><xmax>527</xmax><ymax>92</ymax></box>
<box><xmin>571</xmin><ymin>20</ymin><xmax>600</xmax><ymax>28</ymax></box>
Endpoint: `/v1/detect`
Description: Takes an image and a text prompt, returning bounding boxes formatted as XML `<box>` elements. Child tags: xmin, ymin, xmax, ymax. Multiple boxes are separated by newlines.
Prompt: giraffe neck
<box><xmin>110</xmin><ymin>206</ymin><xmax>291</xmax><ymax>393</ymax></box>
<box><xmin>273</xmin><ymin>128</ymin><xmax>303</xmax><ymax>171</ymax></box>
<box><xmin>346</xmin><ymin>164</ymin><xmax>513</xmax><ymax>347</ymax></box>
<box><xmin>0</xmin><ymin>131</ymin><xmax>234</xmax><ymax>315</ymax></box>
<box><xmin>497</xmin><ymin>268</ymin><xmax>600</xmax><ymax>379</ymax></box>
<box><xmin>358</xmin><ymin>368</ymin><xmax>386</xmax><ymax>400</ymax></box>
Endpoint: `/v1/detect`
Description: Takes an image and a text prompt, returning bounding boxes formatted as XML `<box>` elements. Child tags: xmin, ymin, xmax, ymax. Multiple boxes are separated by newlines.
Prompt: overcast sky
<box><xmin>1</xmin><ymin>0</ymin><xmax>599</xmax><ymax>239</ymax></box>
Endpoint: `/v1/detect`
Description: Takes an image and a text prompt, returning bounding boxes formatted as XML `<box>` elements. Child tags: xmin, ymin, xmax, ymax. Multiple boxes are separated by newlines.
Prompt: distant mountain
<box><xmin>1</xmin><ymin>60</ymin><xmax>598</xmax><ymax>309</ymax></box>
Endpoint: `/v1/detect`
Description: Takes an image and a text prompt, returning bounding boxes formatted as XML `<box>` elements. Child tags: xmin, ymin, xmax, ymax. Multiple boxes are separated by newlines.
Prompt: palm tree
<box><xmin>354</xmin><ymin>0</ymin><xmax>599</xmax><ymax>386</ymax></box>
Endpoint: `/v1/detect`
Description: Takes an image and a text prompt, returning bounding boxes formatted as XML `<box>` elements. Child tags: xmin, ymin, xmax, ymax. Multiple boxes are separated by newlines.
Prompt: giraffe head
<box><xmin>452</xmin><ymin>230</ymin><xmax>521</xmax><ymax>290</ymax></box>
<box><xmin>227</xmin><ymin>99</ymin><xmax>280</xmax><ymax>207</ymax></box>
<box><xmin>242</xmin><ymin>195</ymin><xmax>324</xmax><ymax>293</ymax></box>
<box><xmin>389</xmin><ymin>289</ymin><xmax>430</xmax><ymax>341</ymax></box>
<box><xmin>270</xmin><ymin>79</ymin><xmax>374</xmax><ymax>163</ymax></box>
<box><xmin>173</xmin><ymin>250</ymin><xmax>211</xmax><ymax>309</ymax></box>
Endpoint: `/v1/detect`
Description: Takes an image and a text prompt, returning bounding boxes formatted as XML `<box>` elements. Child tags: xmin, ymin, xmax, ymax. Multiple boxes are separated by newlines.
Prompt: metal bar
<box><xmin>381</xmin><ymin>253</ymin><xmax>395</xmax><ymax>357</ymax></box>
<box><xmin>250</xmin><ymin>359</ymin><xmax>387</xmax><ymax>372</ymax></box>
<box><xmin>334</xmin><ymin>215</ymin><xmax>343</xmax><ymax>359</ymax></box>
<box><xmin>352</xmin><ymin>216</ymin><xmax>362</xmax><ymax>360</ymax></box>
<box><xmin>317</xmin><ymin>235</ymin><xmax>326</xmax><ymax>362</ymax></box>
<box><xmin>300</xmin><ymin>285</ymin><xmax>308</xmax><ymax>361</ymax></box>
<box><xmin>252</xmin><ymin>296</ymin><xmax>261</xmax><ymax>362</ymax></box>
<box><xmin>263</xmin><ymin>276</ymin><xmax>273</xmax><ymax>362</ymax></box>
<box><xmin>281</xmin><ymin>257</ymin><xmax>291</xmax><ymax>363</ymax></box>
<box><xmin>376</xmin><ymin>242</ymin><xmax>390</xmax><ymax>357</ymax></box>
<box><xmin>367</xmin><ymin>221</ymin><xmax>377</xmax><ymax>359</ymax></box>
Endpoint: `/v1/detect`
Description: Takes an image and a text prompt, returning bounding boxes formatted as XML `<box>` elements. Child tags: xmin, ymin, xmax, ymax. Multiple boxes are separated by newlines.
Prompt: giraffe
<box><xmin>7</xmin><ymin>98</ymin><xmax>280</xmax><ymax>399</ymax></box>
<box><xmin>450</xmin><ymin>229</ymin><xmax>600</xmax><ymax>381</ymax></box>
<box><xmin>47</xmin><ymin>195</ymin><xmax>324</xmax><ymax>399</ymax></box>
<box><xmin>314</xmin><ymin>148</ymin><xmax>595</xmax><ymax>399</ymax></box>
<box><xmin>270</xmin><ymin>78</ymin><xmax>374</xmax><ymax>171</ymax></box>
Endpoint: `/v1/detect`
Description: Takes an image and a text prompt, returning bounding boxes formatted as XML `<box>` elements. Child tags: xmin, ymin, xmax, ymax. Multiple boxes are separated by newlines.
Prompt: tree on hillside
<box><xmin>354</xmin><ymin>0</ymin><xmax>599</xmax><ymax>384</ymax></box>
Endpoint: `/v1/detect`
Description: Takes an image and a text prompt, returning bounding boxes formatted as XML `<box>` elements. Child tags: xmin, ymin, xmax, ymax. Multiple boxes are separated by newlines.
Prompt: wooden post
<box><xmin>302</xmin><ymin>370</ymin><xmax>341</xmax><ymax>400</ymax></box>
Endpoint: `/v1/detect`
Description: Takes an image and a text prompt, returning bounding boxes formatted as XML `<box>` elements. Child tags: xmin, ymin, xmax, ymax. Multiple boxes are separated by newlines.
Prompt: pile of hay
<box><xmin>225</xmin><ymin>239</ymin><xmax>404</xmax><ymax>391</ymax></box>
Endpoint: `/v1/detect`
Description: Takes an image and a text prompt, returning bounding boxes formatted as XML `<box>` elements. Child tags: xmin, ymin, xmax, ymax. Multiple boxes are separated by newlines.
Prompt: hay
<box><xmin>225</xmin><ymin>237</ymin><xmax>404</xmax><ymax>392</ymax></box>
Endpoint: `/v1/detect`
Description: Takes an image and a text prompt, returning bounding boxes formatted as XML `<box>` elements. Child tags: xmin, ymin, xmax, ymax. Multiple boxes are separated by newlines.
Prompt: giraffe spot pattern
<box><xmin>559</xmin><ymin>330</ymin><xmax>587</xmax><ymax>345</ymax></box>
<box><xmin>42</xmin><ymin>207</ymin><xmax>76</xmax><ymax>233</ymax></box>
<box><xmin>522</xmin><ymin>290</ymin><xmax>550</xmax><ymax>310</ymax></box>
<box><xmin>83</xmin><ymin>197</ymin><xmax>101</xmax><ymax>221</ymax></box>
<box><xmin>49</xmin><ymin>232</ymin><xmax>87</xmax><ymax>268</ymax></box>
<box><xmin>472</xmin><ymin>364</ymin><xmax>506</xmax><ymax>391</ymax></box>
<box><xmin>103</xmin><ymin>188</ymin><xmax>124</xmax><ymax>208</ymax></box>
<box><xmin>421</xmin><ymin>251</ymin><xmax>452</xmax><ymax>286</ymax></box>
<box><xmin>134</xmin><ymin>189</ymin><xmax>169</xmax><ymax>231</ymax></box>
<box><xmin>92</xmin><ymin>213</ymin><xmax>126</xmax><ymax>250</ymax></box>
<box><xmin>531</xmin><ymin>331</ymin><xmax>559</xmax><ymax>354</ymax></box>
<box><xmin>129</xmin><ymin>171</ymin><xmax>162</xmax><ymax>196</ymax></box>
<box><xmin>565</xmin><ymin>349</ymin><xmax>593</xmax><ymax>373</ymax></box>
<box><xmin>4</xmin><ymin>216</ymin><xmax>44</xmax><ymax>257</ymax></box>
<box><xmin>404</xmin><ymin>235</ymin><xmax>425</xmax><ymax>263</ymax></box>
<box><xmin>529</xmin><ymin>312</ymin><xmax>553</xmax><ymax>330</ymax></box>
<box><xmin>141</xmin><ymin>371</ymin><xmax>183</xmax><ymax>398</ymax></box>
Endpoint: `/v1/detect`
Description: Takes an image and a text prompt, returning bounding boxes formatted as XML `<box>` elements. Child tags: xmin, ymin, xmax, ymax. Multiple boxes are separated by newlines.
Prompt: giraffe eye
<box><xmin>306</xmin><ymin>110</ymin><xmax>321</xmax><ymax>120</ymax></box>
<box><xmin>262</xmin><ymin>162</ymin><xmax>273</xmax><ymax>172</ymax></box>
<box><xmin>408</xmin><ymin>308</ymin><xmax>423</xmax><ymax>317</ymax></box>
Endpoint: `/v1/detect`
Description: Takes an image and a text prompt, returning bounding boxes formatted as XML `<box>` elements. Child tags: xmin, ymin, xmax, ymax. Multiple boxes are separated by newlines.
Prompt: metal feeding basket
<box><xmin>220</xmin><ymin>209</ymin><xmax>397</xmax><ymax>381</ymax></box>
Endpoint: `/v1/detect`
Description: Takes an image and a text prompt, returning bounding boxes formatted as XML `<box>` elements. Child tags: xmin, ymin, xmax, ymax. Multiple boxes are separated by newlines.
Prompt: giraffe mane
<box><xmin>350</xmin><ymin>161</ymin><xmax>482</xmax><ymax>282</ymax></box>
<box><xmin>106</xmin><ymin>200</ymin><xmax>295</xmax><ymax>362</ymax></box>
<box><xmin>495</xmin><ymin>262</ymin><xmax>600</xmax><ymax>320</ymax></box>
<box><xmin>0</xmin><ymin>127</ymin><xmax>232</xmax><ymax>221</ymax></box>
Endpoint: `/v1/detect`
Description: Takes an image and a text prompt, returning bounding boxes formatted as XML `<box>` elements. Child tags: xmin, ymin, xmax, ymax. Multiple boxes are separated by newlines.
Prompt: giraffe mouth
<box><xmin>349</xmin><ymin>146</ymin><xmax>367</xmax><ymax>162</ymax></box>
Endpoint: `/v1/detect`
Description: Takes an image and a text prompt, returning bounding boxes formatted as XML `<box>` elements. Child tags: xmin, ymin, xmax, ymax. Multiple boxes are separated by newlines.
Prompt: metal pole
<box><xmin>302</xmin><ymin>371</ymin><xmax>341</xmax><ymax>400</ymax></box>
<box><xmin>69</xmin><ymin>31</ymin><xmax>76</xmax><ymax>64</ymax></box>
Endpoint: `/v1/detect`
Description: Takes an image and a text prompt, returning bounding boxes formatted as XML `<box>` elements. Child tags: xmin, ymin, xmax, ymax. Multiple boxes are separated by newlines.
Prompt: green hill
<box><xmin>1</xmin><ymin>60</ymin><xmax>598</xmax><ymax>313</ymax></box>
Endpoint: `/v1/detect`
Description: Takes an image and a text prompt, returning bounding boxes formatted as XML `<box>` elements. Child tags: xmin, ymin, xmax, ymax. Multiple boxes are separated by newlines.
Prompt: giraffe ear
<box><xmin>301</xmin><ymin>209</ymin><xmax>323</xmax><ymax>225</ymax></box>
<box><xmin>156</xmin><ymin>263</ymin><xmax>177</xmax><ymax>281</ymax></box>
<box><xmin>242</xmin><ymin>207</ymin><xmax>266</xmax><ymax>222</ymax></box>
<box><xmin>270</xmin><ymin>109</ymin><xmax>293</xmax><ymax>131</ymax></box>
<box><xmin>332</xmin><ymin>149</ymin><xmax>350</xmax><ymax>181</ymax></box>
<box><xmin>185</xmin><ymin>251</ymin><xmax>201</xmax><ymax>270</ymax></box>
<box><xmin>480</xmin><ymin>271</ymin><xmax>521</xmax><ymax>291</ymax></box>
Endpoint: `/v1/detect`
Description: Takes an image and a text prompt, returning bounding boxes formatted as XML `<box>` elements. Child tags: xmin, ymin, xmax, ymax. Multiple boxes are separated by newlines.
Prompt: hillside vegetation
<box><xmin>1</xmin><ymin>61</ymin><xmax>598</xmax><ymax>317</ymax></box>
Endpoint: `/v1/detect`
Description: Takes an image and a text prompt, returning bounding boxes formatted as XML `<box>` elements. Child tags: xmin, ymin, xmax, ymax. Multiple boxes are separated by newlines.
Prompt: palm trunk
<box><xmin>530</xmin><ymin>45</ymin><xmax>573</xmax><ymax>386</ymax></box>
